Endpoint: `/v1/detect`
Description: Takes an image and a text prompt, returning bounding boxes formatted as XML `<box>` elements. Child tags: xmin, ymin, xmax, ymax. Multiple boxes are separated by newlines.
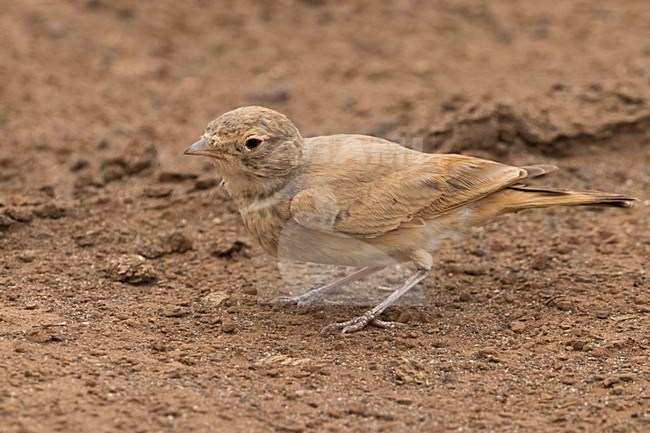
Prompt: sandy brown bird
<box><xmin>185</xmin><ymin>106</ymin><xmax>636</xmax><ymax>336</ymax></box>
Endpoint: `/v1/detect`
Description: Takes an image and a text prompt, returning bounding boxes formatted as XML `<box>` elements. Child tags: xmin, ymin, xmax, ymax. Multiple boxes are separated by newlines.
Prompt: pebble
<box><xmin>476</xmin><ymin>348</ymin><xmax>504</xmax><ymax>362</ymax></box>
<box><xmin>530</xmin><ymin>254</ymin><xmax>550</xmax><ymax>270</ymax></box>
<box><xmin>602</xmin><ymin>374</ymin><xmax>634</xmax><ymax>387</ymax></box>
<box><xmin>221</xmin><ymin>319</ymin><xmax>237</xmax><ymax>333</ymax></box>
<box><xmin>569</xmin><ymin>340</ymin><xmax>588</xmax><ymax>351</ymax></box>
<box><xmin>202</xmin><ymin>291</ymin><xmax>229</xmax><ymax>308</ymax></box>
<box><xmin>162</xmin><ymin>307</ymin><xmax>189</xmax><ymax>318</ymax></box>
<box><xmin>510</xmin><ymin>321</ymin><xmax>527</xmax><ymax>332</ymax></box>
<box><xmin>4</xmin><ymin>207</ymin><xmax>33</xmax><ymax>223</ymax></box>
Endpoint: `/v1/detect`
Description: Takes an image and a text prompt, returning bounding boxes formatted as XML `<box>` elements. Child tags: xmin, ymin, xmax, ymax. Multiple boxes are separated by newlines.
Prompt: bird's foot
<box><xmin>271</xmin><ymin>290</ymin><xmax>329</xmax><ymax>308</ymax></box>
<box><xmin>321</xmin><ymin>312</ymin><xmax>400</xmax><ymax>336</ymax></box>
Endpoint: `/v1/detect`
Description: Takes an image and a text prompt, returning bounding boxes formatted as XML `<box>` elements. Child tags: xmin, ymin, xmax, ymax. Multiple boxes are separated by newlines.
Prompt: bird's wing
<box><xmin>290</xmin><ymin>150</ymin><xmax>530</xmax><ymax>238</ymax></box>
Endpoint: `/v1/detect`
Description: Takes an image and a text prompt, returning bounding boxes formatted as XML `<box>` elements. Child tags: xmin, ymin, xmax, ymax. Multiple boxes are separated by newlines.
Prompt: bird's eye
<box><xmin>244</xmin><ymin>137</ymin><xmax>262</xmax><ymax>150</ymax></box>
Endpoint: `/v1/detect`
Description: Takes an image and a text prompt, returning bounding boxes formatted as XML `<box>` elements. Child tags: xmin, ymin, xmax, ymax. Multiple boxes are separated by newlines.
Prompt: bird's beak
<box><xmin>184</xmin><ymin>137</ymin><xmax>213</xmax><ymax>156</ymax></box>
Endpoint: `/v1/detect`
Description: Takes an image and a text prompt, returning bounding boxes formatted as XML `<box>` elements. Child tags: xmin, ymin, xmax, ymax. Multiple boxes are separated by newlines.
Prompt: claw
<box><xmin>321</xmin><ymin>268</ymin><xmax>430</xmax><ymax>336</ymax></box>
<box><xmin>321</xmin><ymin>313</ymin><xmax>399</xmax><ymax>336</ymax></box>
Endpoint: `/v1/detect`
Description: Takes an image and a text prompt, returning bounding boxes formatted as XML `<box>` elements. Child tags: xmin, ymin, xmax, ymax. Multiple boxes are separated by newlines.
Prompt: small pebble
<box><xmin>221</xmin><ymin>319</ymin><xmax>237</xmax><ymax>333</ymax></box>
<box><xmin>530</xmin><ymin>254</ymin><xmax>550</xmax><ymax>270</ymax></box>
<box><xmin>510</xmin><ymin>321</ymin><xmax>527</xmax><ymax>332</ymax></box>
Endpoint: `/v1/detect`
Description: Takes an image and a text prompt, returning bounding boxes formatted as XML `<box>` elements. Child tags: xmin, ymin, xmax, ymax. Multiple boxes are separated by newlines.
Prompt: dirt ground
<box><xmin>1</xmin><ymin>1</ymin><xmax>649</xmax><ymax>432</ymax></box>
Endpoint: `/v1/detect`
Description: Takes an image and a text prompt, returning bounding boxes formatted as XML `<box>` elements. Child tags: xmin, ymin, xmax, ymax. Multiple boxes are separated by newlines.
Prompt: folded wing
<box><xmin>290</xmin><ymin>149</ymin><xmax>549</xmax><ymax>238</ymax></box>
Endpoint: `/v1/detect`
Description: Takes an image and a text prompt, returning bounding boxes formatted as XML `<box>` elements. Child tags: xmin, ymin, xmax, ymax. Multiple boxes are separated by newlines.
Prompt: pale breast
<box><xmin>241</xmin><ymin>197</ymin><xmax>293</xmax><ymax>258</ymax></box>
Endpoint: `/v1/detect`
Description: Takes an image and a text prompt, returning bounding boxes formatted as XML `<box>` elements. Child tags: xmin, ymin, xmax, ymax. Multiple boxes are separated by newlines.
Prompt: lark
<box><xmin>185</xmin><ymin>106</ymin><xmax>636</xmax><ymax>336</ymax></box>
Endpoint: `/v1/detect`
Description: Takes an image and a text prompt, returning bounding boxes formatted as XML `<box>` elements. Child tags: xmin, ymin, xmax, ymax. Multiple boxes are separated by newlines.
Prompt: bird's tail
<box><xmin>472</xmin><ymin>170</ymin><xmax>636</xmax><ymax>225</ymax></box>
<box><xmin>500</xmin><ymin>185</ymin><xmax>637</xmax><ymax>211</ymax></box>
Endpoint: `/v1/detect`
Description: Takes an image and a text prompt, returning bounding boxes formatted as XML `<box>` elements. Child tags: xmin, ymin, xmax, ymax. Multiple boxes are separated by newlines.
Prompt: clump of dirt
<box><xmin>105</xmin><ymin>254</ymin><xmax>157</xmax><ymax>284</ymax></box>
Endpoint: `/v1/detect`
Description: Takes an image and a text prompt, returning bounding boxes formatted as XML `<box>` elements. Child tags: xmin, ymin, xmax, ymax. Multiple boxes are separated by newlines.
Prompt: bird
<box><xmin>184</xmin><ymin>106</ymin><xmax>636</xmax><ymax>336</ymax></box>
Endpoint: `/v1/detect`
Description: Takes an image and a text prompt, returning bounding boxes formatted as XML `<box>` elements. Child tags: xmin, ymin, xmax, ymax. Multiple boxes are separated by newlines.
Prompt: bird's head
<box><xmin>185</xmin><ymin>106</ymin><xmax>305</xmax><ymax>193</ymax></box>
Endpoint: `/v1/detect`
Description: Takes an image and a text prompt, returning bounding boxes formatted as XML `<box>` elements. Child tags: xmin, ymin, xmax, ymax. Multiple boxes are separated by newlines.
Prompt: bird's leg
<box><xmin>320</xmin><ymin>268</ymin><xmax>430</xmax><ymax>335</ymax></box>
<box><xmin>272</xmin><ymin>266</ymin><xmax>384</xmax><ymax>307</ymax></box>
<box><xmin>321</xmin><ymin>250</ymin><xmax>433</xmax><ymax>336</ymax></box>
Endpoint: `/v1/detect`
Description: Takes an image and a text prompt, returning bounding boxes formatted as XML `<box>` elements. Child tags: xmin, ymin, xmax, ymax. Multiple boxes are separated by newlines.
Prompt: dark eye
<box><xmin>245</xmin><ymin>137</ymin><xmax>262</xmax><ymax>150</ymax></box>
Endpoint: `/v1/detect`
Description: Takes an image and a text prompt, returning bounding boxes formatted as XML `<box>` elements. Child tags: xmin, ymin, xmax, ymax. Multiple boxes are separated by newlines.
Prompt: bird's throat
<box><xmin>223</xmin><ymin>175</ymin><xmax>289</xmax><ymax>212</ymax></box>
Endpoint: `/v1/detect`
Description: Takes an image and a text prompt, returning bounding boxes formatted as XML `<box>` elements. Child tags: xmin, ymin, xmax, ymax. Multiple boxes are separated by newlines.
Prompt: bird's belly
<box><xmin>274</xmin><ymin>220</ymin><xmax>465</xmax><ymax>267</ymax></box>
<box><xmin>276</xmin><ymin>221</ymin><xmax>403</xmax><ymax>267</ymax></box>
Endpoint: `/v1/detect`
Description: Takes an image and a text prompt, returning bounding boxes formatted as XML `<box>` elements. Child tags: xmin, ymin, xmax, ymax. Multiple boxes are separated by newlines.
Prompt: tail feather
<box><xmin>506</xmin><ymin>185</ymin><xmax>637</xmax><ymax>209</ymax></box>
<box><xmin>472</xmin><ymin>182</ymin><xmax>637</xmax><ymax>226</ymax></box>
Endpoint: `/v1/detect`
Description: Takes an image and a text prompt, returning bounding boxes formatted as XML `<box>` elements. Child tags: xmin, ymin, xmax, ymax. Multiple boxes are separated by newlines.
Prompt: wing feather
<box><xmin>290</xmin><ymin>137</ymin><xmax>536</xmax><ymax>238</ymax></box>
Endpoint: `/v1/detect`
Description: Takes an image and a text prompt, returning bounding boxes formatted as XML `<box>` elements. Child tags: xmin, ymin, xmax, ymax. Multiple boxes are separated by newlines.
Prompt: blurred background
<box><xmin>2</xmin><ymin>0</ymin><xmax>649</xmax><ymax>181</ymax></box>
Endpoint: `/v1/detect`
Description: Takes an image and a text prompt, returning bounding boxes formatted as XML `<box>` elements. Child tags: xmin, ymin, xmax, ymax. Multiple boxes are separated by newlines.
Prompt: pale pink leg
<box><xmin>272</xmin><ymin>266</ymin><xmax>384</xmax><ymax>307</ymax></box>
<box><xmin>321</xmin><ymin>268</ymin><xmax>431</xmax><ymax>336</ymax></box>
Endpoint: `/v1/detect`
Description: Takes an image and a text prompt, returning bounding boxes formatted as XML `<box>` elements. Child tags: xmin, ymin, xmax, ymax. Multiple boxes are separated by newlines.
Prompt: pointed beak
<box><xmin>184</xmin><ymin>137</ymin><xmax>213</xmax><ymax>156</ymax></box>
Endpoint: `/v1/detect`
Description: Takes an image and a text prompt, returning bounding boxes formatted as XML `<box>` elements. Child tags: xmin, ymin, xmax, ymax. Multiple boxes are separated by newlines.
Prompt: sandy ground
<box><xmin>1</xmin><ymin>1</ymin><xmax>649</xmax><ymax>432</ymax></box>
